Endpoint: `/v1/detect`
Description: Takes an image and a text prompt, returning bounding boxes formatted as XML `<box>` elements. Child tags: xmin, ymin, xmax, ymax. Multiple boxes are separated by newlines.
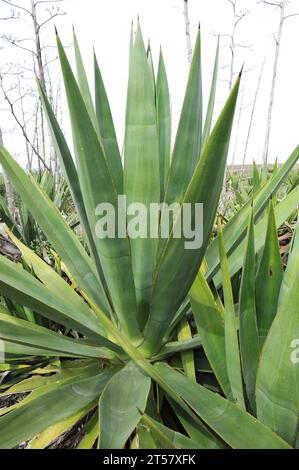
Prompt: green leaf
<box><xmin>218</xmin><ymin>220</ymin><xmax>245</xmax><ymax>409</ymax></box>
<box><xmin>146</xmin><ymin>41</ymin><xmax>156</xmax><ymax>100</ymax></box>
<box><xmin>206</xmin><ymin>145</ymin><xmax>299</xmax><ymax>282</ymax></box>
<box><xmin>124</xmin><ymin>22</ymin><xmax>160</xmax><ymax>328</ymax></box>
<box><xmin>0</xmin><ymin>312</ymin><xmax>116</xmax><ymax>359</ymax></box>
<box><xmin>255</xmin><ymin>201</ymin><xmax>283</xmax><ymax>346</ymax></box>
<box><xmin>57</xmin><ymin>34</ymin><xmax>141</xmax><ymax>343</ymax></box>
<box><xmin>0</xmin><ymin>360</ymin><xmax>96</xmax><ymax>396</ymax></box>
<box><xmin>0</xmin><ymin>366</ymin><xmax>117</xmax><ymax>449</ymax></box>
<box><xmin>239</xmin><ymin>209</ymin><xmax>260</xmax><ymax>412</ymax></box>
<box><xmin>156</xmin><ymin>48</ymin><xmax>171</xmax><ymax>200</ymax></box>
<box><xmin>134</xmin><ymin>423</ymin><xmax>157</xmax><ymax>449</ymax></box>
<box><xmin>154</xmin><ymin>363</ymin><xmax>291</xmax><ymax>449</ymax></box>
<box><xmin>28</xmin><ymin>405</ymin><xmax>92</xmax><ymax>449</ymax></box>
<box><xmin>141</xmin><ymin>414</ymin><xmax>200</xmax><ymax>449</ymax></box>
<box><xmin>190</xmin><ymin>270</ymin><xmax>232</xmax><ymax>398</ymax></box>
<box><xmin>256</xmin><ymin>218</ymin><xmax>299</xmax><ymax>446</ymax></box>
<box><xmin>0</xmin><ymin>145</ymin><xmax>108</xmax><ymax>315</ymax></box>
<box><xmin>253</xmin><ymin>161</ymin><xmax>261</xmax><ymax>195</ymax></box>
<box><xmin>202</xmin><ymin>37</ymin><xmax>219</xmax><ymax>147</ymax></box>
<box><xmin>143</xmin><ymin>74</ymin><xmax>241</xmax><ymax>356</ymax></box>
<box><xmin>168</xmin><ymin>399</ymin><xmax>223</xmax><ymax>449</ymax></box>
<box><xmin>73</xmin><ymin>28</ymin><xmax>98</xmax><ymax>132</ymax></box>
<box><xmin>0</xmin><ymin>254</ymin><xmax>118</xmax><ymax>350</ymax></box>
<box><xmin>153</xmin><ymin>335</ymin><xmax>201</xmax><ymax>361</ymax></box>
<box><xmin>37</xmin><ymin>80</ymin><xmax>108</xmax><ymax>299</ymax></box>
<box><xmin>99</xmin><ymin>361</ymin><xmax>151</xmax><ymax>448</ymax></box>
<box><xmin>177</xmin><ymin>318</ymin><xmax>196</xmax><ymax>381</ymax></box>
<box><xmin>94</xmin><ymin>52</ymin><xmax>123</xmax><ymax>194</ymax></box>
<box><xmin>6</xmin><ymin>227</ymin><xmax>109</xmax><ymax>337</ymax></box>
<box><xmin>0</xmin><ymin>194</ymin><xmax>22</xmax><ymax>239</ymax></box>
<box><xmin>77</xmin><ymin>412</ymin><xmax>98</xmax><ymax>449</ymax></box>
<box><xmin>211</xmin><ymin>185</ymin><xmax>299</xmax><ymax>288</ymax></box>
<box><xmin>163</xmin><ymin>27</ymin><xmax>202</xmax><ymax>206</ymax></box>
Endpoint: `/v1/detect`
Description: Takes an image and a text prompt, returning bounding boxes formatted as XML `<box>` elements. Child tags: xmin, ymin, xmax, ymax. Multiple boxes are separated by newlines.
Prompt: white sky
<box><xmin>1</xmin><ymin>0</ymin><xmax>299</xmax><ymax>166</ymax></box>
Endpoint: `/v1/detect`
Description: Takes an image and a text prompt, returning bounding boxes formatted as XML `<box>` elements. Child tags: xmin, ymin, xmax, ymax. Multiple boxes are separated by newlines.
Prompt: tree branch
<box><xmin>1</xmin><ymin>34</ymin><xmax>38</xmax><ymax>57</ymax></box>
<box><xmin>34</xmin><ymin>0</ymin><xmax>63</xmax><ymax>5</ymax></box>
<box><xmin>258</xmin><ymin>0</ymin><xmax>284</xmax><ymax>8</ymax></box>
<box><xmin>37</xmin><ymin>11</ymin><xmax>65</xmax><ymax>31</ymax></box>
<box><xmin>1</xmin><ymin>0</ymin><xmax>32</xmax><ymax>17</ymax></box>
<box><xmin>183</xmin><ymin>0</ymin><xmax>193</xmax><ymax>64</ymax></box>
<box><xmin>283</xmin><ymin>13</ymin><xmax>299</xmax><ymax>20</ymax></box>
<box><xmin>0</xmin><ymin>74</ymin><xmax>51</xmax><ymax>171</ymax></box>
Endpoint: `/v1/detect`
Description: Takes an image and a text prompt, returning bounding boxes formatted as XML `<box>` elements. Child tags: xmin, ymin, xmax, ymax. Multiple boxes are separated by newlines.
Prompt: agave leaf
<box><xmin>211</xmin><ymin>185</ymin><xmax>299</xmax><ymax>288</ymax></box>
<box><xmin>28</xmin><ymin>405</ymin><xmax>92</xmax><ymax>449</ymax></box>
<box><xmin>57</xmin><ymin>34</ymin><xmax>141</xmax><ymax>343</ymax></box>
<box><xmin>168</xmin><ymin>399</ymin><xmax>223</xmax><ymax>449</ymax></box>
<box><xmin>256</xmin><ymin>218</ymin><xmax>299</xmax><ymax>446</ymax></box>
<box><xmin>0</xmin><ymin>312</ymin><xmax>117</xmax><ymax>359</ymax></box>
<box><xmin>73</xmin><ymin>29</ymin><xmax>98</xmax><ymax>132</ymax></box>
<box><xmin>156</xmin><ymin>48</ymin><xmax>171</xmax><ymax>200</ymax></box>
<box><xmin>206</xmin><ymin>145</ymin><xmax>299</xmax><ymax>282</ymax></box>
<box><xmin>218</xmin><ymin>220</ymin><xmax>245</xmax><ymax>409</ymax></box>
<box><xmin>202</xmin><ymin>37</ymin><xmax>219</xmax><ymax>147</ymax></box>
<box><xmin>0</xmin><ymin>145</ymin><xmax>109</xmax><ymax>315</ymax></box>
<box><xmin>0</xmin><ymin>360</ymin><xmax>97</xmax><ymax>396</ymax></box>
<box><xmin>5</xmin><ymin>227</ymin><xmax>109</xmax><ymax>335</ymax></box>
<box><xmin>79</xmin><ymin>299</ymin><xmax>204</xmax><ymax>424</ymax></box>
<box><xmin>124</xmin><ymin>22</ymin><xmax>160</xmax><ymax>327</ymax></box>
<box><xmin>153</xmin><ymin>336</ymin><xmax>201</xmax><ymax>360</ymax></box>
<box><xmin>253</xmin><ymin>161</ymin><xmax>261</xmax><ymax>195</ymax></box>
<box><xmin>133</xmin><ymin>423</ymin><xmax>157</xmax><ymax>449</ymax></box>
<box><xmin>94</xmin><ymin>52</ymin><xmax>123</xmax><ymax>194</ymax></box>
<box><xmin>1</xmin><ymin>339</ymin><xmax>67</xmax><ymax>359</ymax></box>
<box><xmin>163</xmin><ymin>26</ymin><xmax>202</xmax><ymax>207</ymax></box>
<box><xmin>37</xmin><ymin>80</ymin><xmax>108</xmax><ymax>298</ymax></box>
<box><xmin>239</xmin><ymin>210</ymin><xmax>260</xmax><ymax>412</ymax></box>
<box><xmin>146</xmin><ymin>40</ymin><xmax>156</xmax><ymax>99</ymax></box>
<box><xmin>190</xmin><ymin>270</ymin><xmax>232</xmax><ymax>398</ymax></box>
<box><xmin>177</xmin><ymin>318</ymin><xmax>196</xmax><ymax>381</ymax></box>
<box><xmin>154</xmin><ymin>363</ymin><xmax>291</xmax><ymax>449</ymax></box>
<box><xmin>0</xmin><ymin>194</ymin><xmax>22</xmax><ymax>239</ymax></box>
<box><xmin>99</xmin><ymin>361</ymin><xmax>151</xmax><ymax>449</ymax></box>
<box><xmin>143</xmin><ymin>74</ymin><xmax>241</xmax><ymax>356</ymax></box>
<box><xmin>141</xmin><ymin>414</ymin><xmax>200</xmax><ymax>449</ymax></box>
<box><xmin>77</xmin><ymin>412</ymin><xmax>98</xmax><ymax>449</ymax></box>
<box><xmin>0</xmin><ymin>367</ymin><xmax>117</xmax><ymax>449</ymax></box>
<box><xmin>0</xmin><ymin>254</ymin><xmax>118</xmax><ymax>349</ymax></box>
<box><xmin>0</xmin><ymin>363</ymin><xmax>29</xmax><ymax>372</ymax></box>
<box><xmin>255</xmin><ymin>201</ymin><xmax>283</xmax><ymax>346</ymax></box>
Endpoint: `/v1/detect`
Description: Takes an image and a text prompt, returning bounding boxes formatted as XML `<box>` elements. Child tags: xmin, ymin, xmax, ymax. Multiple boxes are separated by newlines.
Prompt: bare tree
<box><xmin>218</xmin><ymin>1</ymin><xmax>250</xmax><ymax>192</ymax></box>
<box><xmin>230</xmin><ymin>86</ymin><xmax>244</xmax><ymax>167</ymax></box>
<box><xmin>183</xmin><ymin>0</ymin><xmax>193</xmax><ymax>64</ymax></box>
<box><xmin>260</xmin><ymin>0</ymin><xmax>299</xmax><ymax>165</ymax></box>
<box><xmin>218</xmin><ymin>0</ymin><xmax>250</xmax><ymax>91</ymax></box>
<box><xmin>241</xmin><ymin>58</ymin><xmax>265</xmax><ymax>175</ymax></box>
<box><xmin>0</xmin><ymin>0</ymin><xmax>65</xmax><ymax>172</ymax></box>
<box><xmin>0</xmin><ymin>69</ymin><xmax>51</xmax><ymax>170</ymax></box>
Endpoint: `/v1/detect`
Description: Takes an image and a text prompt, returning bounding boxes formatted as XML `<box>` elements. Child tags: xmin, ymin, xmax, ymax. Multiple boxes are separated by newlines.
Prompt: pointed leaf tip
<box><xmin>239</xmin><ymin>62</ymin><xmax>245</xmax><ymax>77</ymax></box>
<box><xmin>54</xmin><ymin>24</ymin><xmax>58</xmax><ymax>35</ymax></box>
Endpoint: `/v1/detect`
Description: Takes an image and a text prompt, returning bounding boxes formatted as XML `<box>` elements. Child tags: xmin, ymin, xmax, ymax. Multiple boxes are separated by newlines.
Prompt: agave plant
<box><xmin>0</xmin><ymin>170</ymin><xmax>73</xmax><ymax>251</ymax></box>
<box><xmin>0</xmin><ymin>22</ymin><xmax>299</xmax><ymax>449</ymax></box>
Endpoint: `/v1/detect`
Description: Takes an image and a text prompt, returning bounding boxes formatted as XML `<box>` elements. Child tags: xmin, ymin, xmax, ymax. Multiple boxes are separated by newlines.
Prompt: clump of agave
<box><xmin>0</xmin><ymin>21</ymin><xmax>298</xmax><ymax>449</ymax></box>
